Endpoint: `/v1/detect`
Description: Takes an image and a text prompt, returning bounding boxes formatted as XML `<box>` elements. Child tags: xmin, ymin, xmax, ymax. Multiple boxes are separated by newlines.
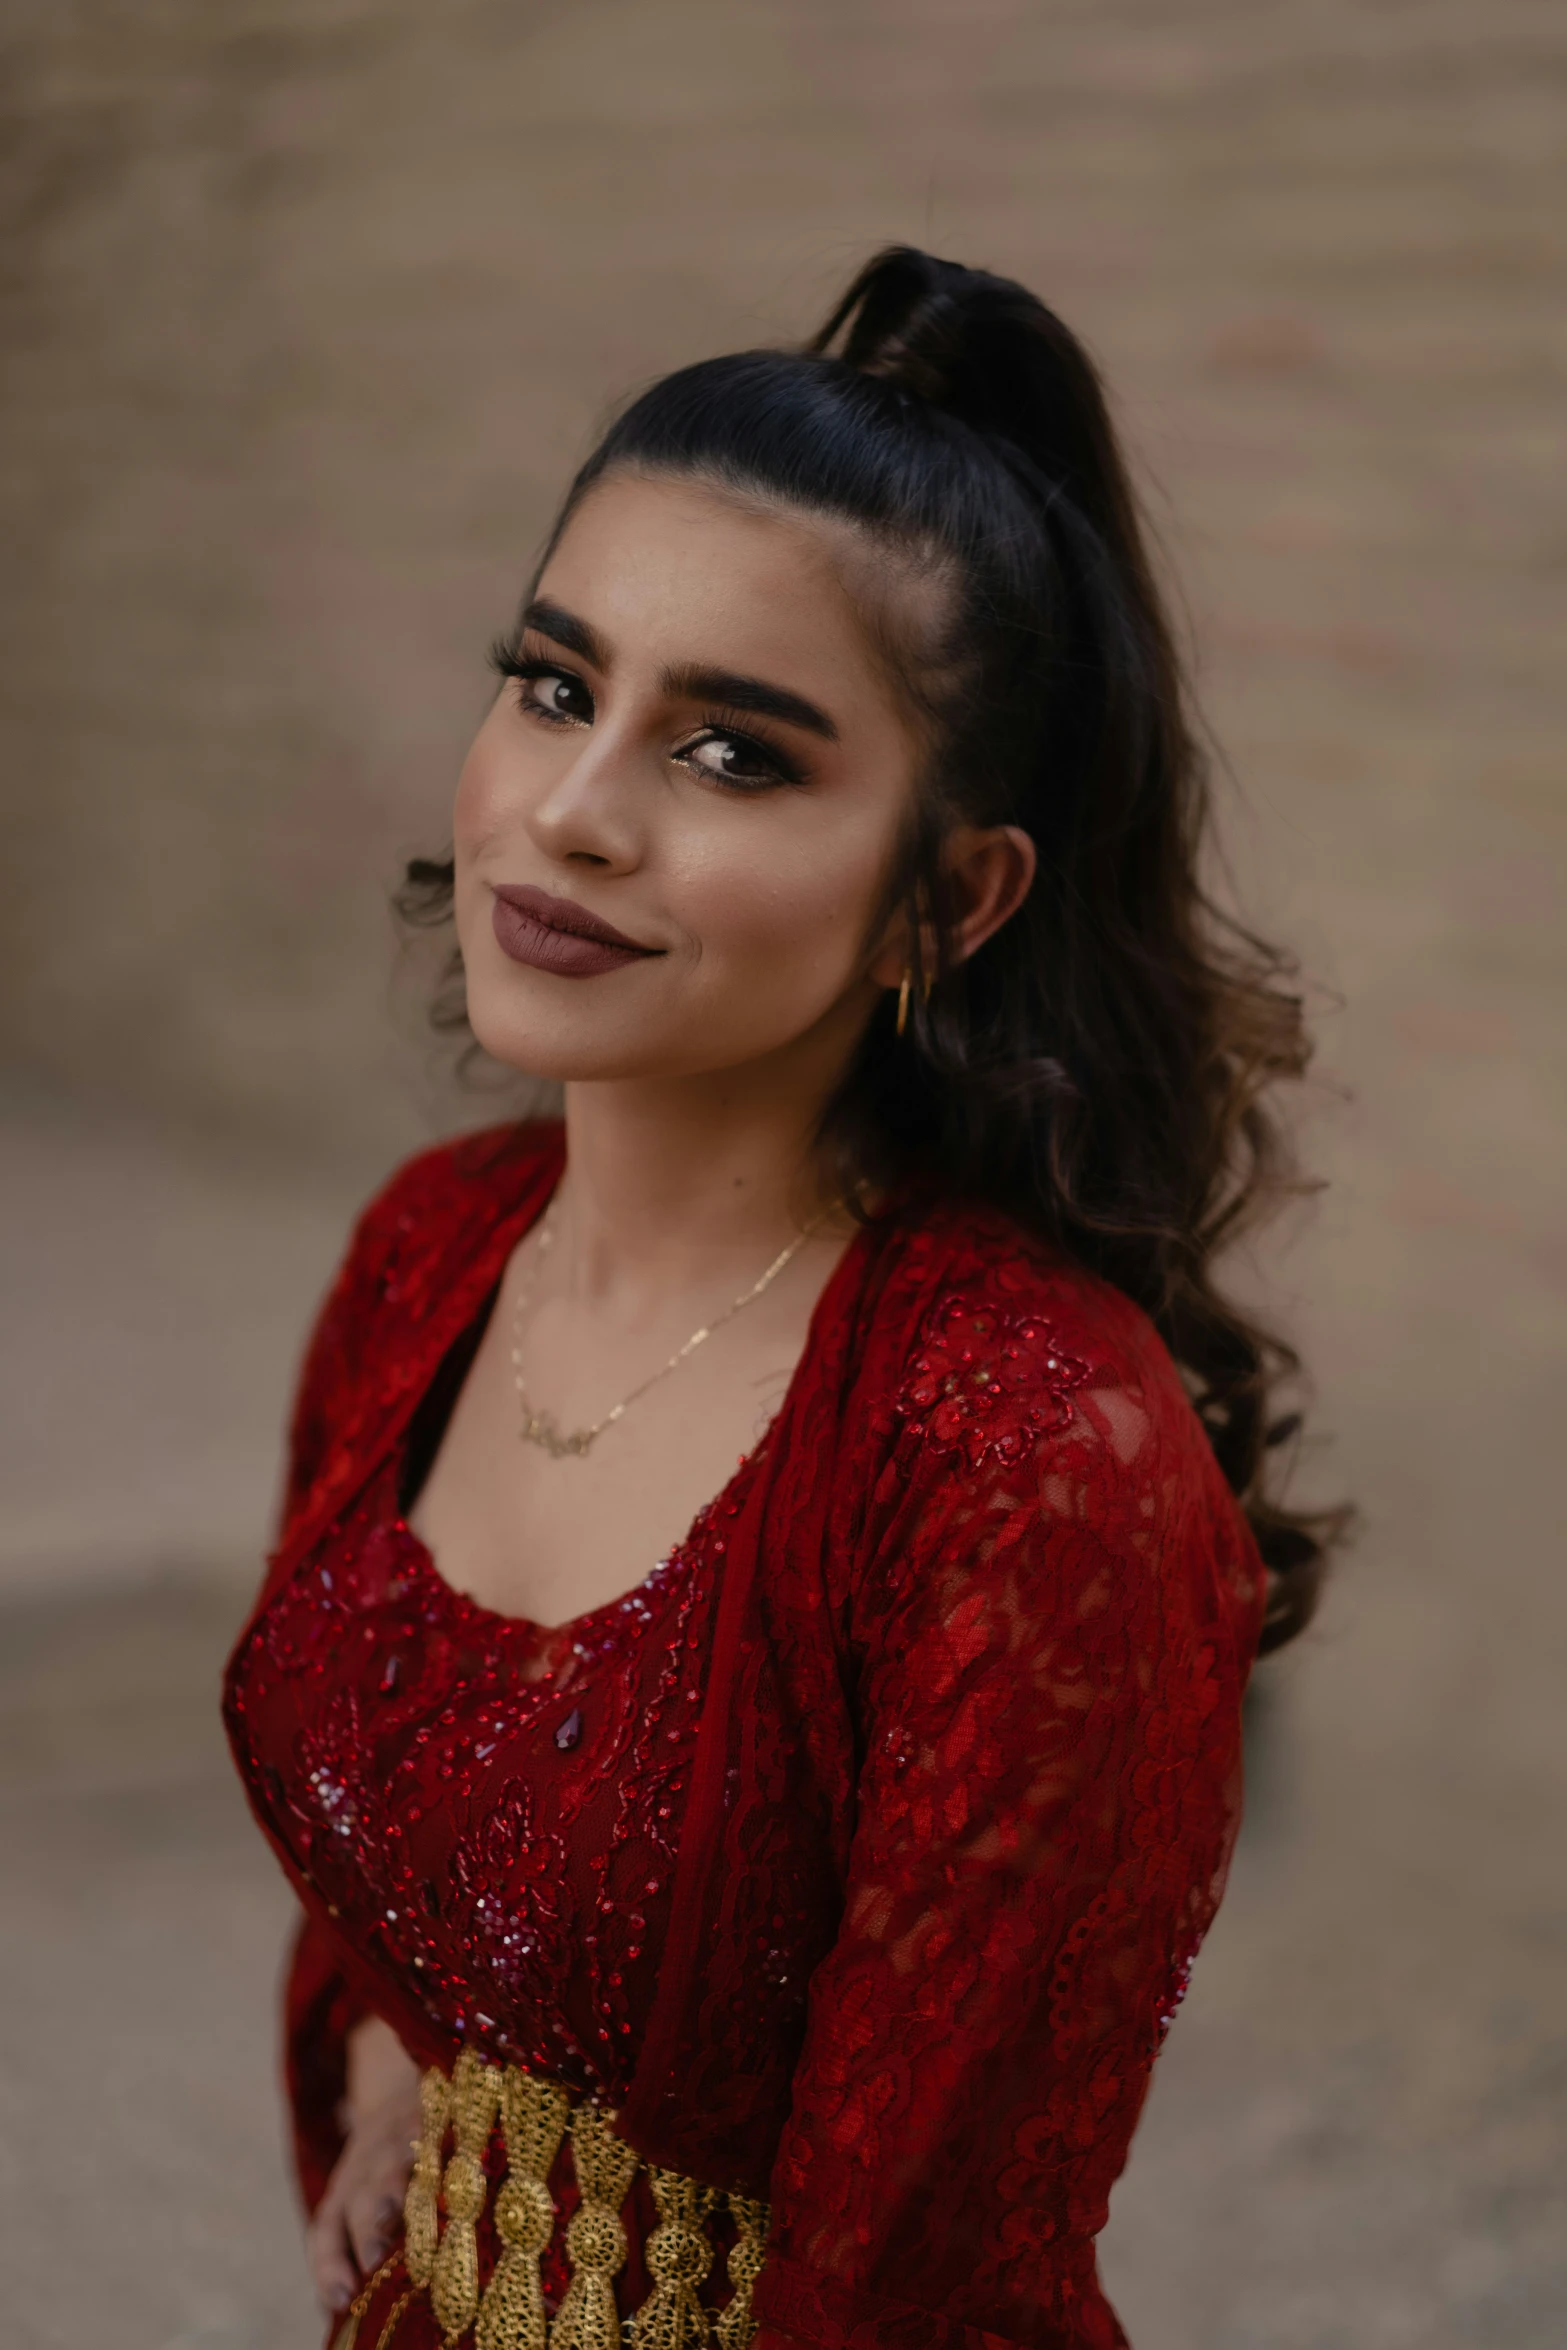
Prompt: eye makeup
<box><xmin>488</xmin><ymin>637</ymin><xmax>813</xmax><ymax>791</ymax></box>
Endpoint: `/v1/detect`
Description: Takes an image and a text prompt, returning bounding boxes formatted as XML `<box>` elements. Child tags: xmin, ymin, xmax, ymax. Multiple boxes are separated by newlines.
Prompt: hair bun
<box><xmin>810</xmin><ymin>247</ymin><xmax>982</xmax><ymax>401</ymax></box>
<box><xmin>810</xmin><ymin>244</ymin><xmax>1117</xmax><ymax>527</ymax></box>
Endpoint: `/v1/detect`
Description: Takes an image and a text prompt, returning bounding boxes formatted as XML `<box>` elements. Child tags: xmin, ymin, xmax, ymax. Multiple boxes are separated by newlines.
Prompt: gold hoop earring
<box><xmin>895</xmin><ymin>972</ymin><xmax>912</xmax><ymax>1036</ymax></box>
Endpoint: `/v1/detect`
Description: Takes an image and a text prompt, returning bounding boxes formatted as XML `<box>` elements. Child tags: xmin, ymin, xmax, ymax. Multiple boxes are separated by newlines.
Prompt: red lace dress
<box><xmin>223</xmin><ymin>1122</ymin><xmax>1267</xmax><ymax>2350</ymax></box>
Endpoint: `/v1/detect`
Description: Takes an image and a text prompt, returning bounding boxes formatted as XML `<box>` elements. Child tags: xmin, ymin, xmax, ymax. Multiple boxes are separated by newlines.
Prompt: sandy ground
<box><xmin>1</xmin><ymin>3</ymin><xmax>1564</xmax><ymax>2345</ymax></box>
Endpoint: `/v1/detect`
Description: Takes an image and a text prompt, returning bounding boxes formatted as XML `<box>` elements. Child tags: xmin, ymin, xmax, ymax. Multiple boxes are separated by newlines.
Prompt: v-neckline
<box><xmin>387</xmin><ymin>1435</ymin><xmax>769</xmax><ymax>1643</ymax></box>
<box><xmin>384</xmin><ymin>1149</ymin><xmax>881</xmax><ymax>1636</ymax></box>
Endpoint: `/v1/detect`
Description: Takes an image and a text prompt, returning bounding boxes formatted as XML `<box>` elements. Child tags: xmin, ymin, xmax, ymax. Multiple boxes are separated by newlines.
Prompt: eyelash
<box><xmin>486</xmin><ymin>639</ymin><xmax>809</xmax><ymax>792</ymax></box>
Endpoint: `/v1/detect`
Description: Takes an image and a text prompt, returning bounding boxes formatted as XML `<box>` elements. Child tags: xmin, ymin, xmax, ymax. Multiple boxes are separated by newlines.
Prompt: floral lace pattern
<box><xmin>756</xmin><ymin>1329</ymin><xmax>1247</xmax><ymax>2347</ymax></box>
<box><xmin>896</xmin><ymin>1288</ymin><xmax>1091</xmax><ymax>1470</ymax></box>
<box><xmin>223</xmin><ymin>1127</ymin><xmax>1266</xmax><ymax>2350</ymax></box>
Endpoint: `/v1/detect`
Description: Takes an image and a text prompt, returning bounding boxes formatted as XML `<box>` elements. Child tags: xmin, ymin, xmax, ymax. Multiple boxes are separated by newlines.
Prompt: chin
<box><xmin>460</xmin><ymin>935</ymin><xmax>645</xmax><ymax>1078</ymax></box>
<box><xmin>467</xmin><ymin>986</ymin><xmax>825</xmax><ymax>1091</ymax></box>
<box><xmin>467</xmin><ymin>1002</ymin><xmax>621</xmax><ymax>1085</ymax></box>
<box><xmin>465</xmin><ymin>988</ymin><xmax>682</xmax><ymax>1086</ymax></box>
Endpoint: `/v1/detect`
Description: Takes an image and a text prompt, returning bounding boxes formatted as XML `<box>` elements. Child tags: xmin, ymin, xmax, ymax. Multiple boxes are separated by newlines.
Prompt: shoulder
<box><xmin>295</xmin><ymin>1119</ymin><xmax>557</xmax><ymax>1412</ymax></box>
<box><xmin>332</xmin><ymin>1118</ymin><xmax>562</xmax><ymax>1300</ymax></box>
<box><xmin>850</xmin><ymin>1192</ymin><xmax>1266</xmax><ymax>1641</ymax></box>
<box><xmin>862</xmin><ymin>1191</ymin><xmax>1191</xmax><ymax>1465</ymax></box>
<box><xmin>272</xmin><ymin>1120</ymin><xmax>561</xmax><ymax>1545</ymax></box>
<box><xmin>347</xmin><ymin>1117</ymin><xmax>561</xmax><ymax>1246</ymax></box>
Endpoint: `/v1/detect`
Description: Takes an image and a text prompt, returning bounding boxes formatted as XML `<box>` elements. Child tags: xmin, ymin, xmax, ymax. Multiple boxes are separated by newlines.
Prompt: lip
<box><xmin>490</xmin><ymin>884</ymin><xmax>660</xmax><ymax>978</ymax></box>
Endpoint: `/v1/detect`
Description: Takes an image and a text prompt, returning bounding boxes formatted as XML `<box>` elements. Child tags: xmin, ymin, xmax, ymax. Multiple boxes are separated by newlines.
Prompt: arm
<box><xmin>753</xmin><ymin>1365</ymin><xmax>1261</xmax><ymax>2350</ymax></box>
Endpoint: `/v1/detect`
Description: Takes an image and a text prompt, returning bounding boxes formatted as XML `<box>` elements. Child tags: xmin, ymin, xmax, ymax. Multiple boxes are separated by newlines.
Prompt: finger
<box><xmin>347</xmin><ymin>2188</ymin><xmax>403</xmax><ymax>2276</ymax></box>
<box><xmin>308</xmin><ymin>2200</ymin><xmax>360</xmax><ymax>2315</ymax></box>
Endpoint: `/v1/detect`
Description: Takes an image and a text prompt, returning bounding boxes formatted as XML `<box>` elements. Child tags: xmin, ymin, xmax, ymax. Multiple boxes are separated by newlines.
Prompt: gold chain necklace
<box><xmin>510</xmin><ymin>1194</ymin><xmax>841</xmax><ymax>1459</ymax></box>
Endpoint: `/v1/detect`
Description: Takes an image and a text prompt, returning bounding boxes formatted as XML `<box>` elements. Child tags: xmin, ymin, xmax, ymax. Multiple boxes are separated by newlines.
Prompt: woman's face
<box><xmin>452</xmin><ymin>470</ymin><xmax>927</xmax><ymax>1091</ymax></box>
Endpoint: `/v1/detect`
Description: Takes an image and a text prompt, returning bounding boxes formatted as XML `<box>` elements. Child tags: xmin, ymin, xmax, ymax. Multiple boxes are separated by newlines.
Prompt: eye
<box><xmin>673</xmin><ymin>727</ymin><xmax>803</xmax><ymax>792</ymax></box>
<box><xmin>520</xmin><ymin>667</ymin><xmax>593</xmax><ymax>726</ymax></box>
<box><xmin>488</xmin><ymin>640</ymin><xmax>595</xmax><ymax>728</ymax></box>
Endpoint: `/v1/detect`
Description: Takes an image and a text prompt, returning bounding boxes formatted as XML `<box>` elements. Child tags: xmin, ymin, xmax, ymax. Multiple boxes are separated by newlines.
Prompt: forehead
<box><xmin>537</xmin><ymin>470</ymin><xmax>917</xmax><ymax>724</ymax></box>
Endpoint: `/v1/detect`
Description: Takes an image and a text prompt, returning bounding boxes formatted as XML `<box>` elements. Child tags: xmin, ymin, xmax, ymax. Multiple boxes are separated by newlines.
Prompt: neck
<box><xmin>554</xmin><ymin>1023</ymin><xmax>860</xmax><ymax>1302</ymax></box>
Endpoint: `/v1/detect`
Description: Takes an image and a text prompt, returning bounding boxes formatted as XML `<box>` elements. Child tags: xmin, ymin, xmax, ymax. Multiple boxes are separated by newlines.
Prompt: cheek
<box><xmin>452</xmin><ymin>718</ymin><xmax>510</xmax><ymax>860</ymax></box>
<box><xmin>673</xmin><ymin>813</ymin><xmax>890</xmax><ymax>990</ymax></box>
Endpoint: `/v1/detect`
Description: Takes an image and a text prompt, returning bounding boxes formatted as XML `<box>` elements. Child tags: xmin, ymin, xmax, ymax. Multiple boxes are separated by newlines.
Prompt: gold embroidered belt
<box><xmin>332</xmin><ymin>2047</ymin><xmax>772</xmax><ymax>2350</ymax></box>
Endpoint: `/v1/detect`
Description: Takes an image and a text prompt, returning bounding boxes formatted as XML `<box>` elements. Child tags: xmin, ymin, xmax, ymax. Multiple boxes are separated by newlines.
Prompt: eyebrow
<box><xmin>658</xmin><ymin>662</ymin><xmax>840</xmax><ymax>743</ymax></box>
<box><xmin>519</xmin><ymin>598</ymin><xmax>613</xmax><ymax>672</ymax></box>
<box><xmin>520</xmin><ymin>598</ymin><xmax>840</xmax><ymax>745</ymax></box>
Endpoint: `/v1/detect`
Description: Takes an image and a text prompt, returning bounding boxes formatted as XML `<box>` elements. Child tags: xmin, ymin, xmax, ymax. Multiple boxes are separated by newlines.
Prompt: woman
<box><xmin>224</xmin><ymin>247</ymin><xmax>1334</xmax><ymax>2350</ymax></box>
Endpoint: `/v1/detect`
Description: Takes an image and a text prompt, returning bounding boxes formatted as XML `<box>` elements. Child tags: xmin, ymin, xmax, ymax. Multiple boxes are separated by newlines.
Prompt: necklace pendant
<box><xmin>521</xmin><ymin>1406</ymin><xmax>595</xmax><ymax>1460</ymax></box>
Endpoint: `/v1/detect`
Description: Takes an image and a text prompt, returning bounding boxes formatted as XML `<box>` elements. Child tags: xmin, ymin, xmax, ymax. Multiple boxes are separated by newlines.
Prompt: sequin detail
<box><xmin>228</xmin><ymin>1456</ymin><xmax>719</xmax><ymax>2107</ymax></box>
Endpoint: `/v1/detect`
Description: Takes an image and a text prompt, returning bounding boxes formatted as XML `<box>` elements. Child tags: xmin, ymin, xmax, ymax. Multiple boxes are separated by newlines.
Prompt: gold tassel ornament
<box><xmin>476</xmin><ymin>2068</ymin><xmax>572</xmax><ymax>2350</ymax></box>
<box><xmin>394</xmin><ymin>2049</ymin><xmax>770</xmax><ymax>2350</ymax></box>
<box><xmin>549</xmin><ymin>2102</ymin><xmax>640</xmax><ymax>2350</ymax></box>
<box><xmin>627</xmin><ymin>2167</ymin><xmax>718</xmax><ymax>2350</ymax></box>
<box><xmin>430</xmin><ymin>2048</ymin><xmax>503</xmax><ymax>2344</ymax></box>
<box><xmin>713</xmin><ymin>2195</ymin><xmax>771</xmax><ymax>2350</ymax></box>
<box><xmin>404</xmin><ymin>2068</ymin><xmax>453</xmax><ymax>2290</ymax></box>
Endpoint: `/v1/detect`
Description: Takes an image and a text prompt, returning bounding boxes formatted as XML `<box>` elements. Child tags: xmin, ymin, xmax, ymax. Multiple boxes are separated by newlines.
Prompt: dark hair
<box><xmin>402</xmin><ymin>246</ymin><xmax>1344</xmax><ymax>1648</ymax></box>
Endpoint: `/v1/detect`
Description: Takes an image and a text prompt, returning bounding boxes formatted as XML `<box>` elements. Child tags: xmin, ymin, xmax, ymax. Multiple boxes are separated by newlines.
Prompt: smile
<box><xmin>490</xmin><ymin>884</ymin><xmax>661</xmax><ymax>978</ymax></box>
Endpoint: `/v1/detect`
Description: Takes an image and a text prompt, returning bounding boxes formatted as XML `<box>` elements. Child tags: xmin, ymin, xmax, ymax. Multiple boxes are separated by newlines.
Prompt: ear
<box><xmin>942</xmin><ymin>823</ymin><xmax>1037</xmax><ymax>966</ymax></box>
<box><xmin>867</xmin><ymin>824</ymin><xmax>1036</xmax><ymax>987</ymax></box>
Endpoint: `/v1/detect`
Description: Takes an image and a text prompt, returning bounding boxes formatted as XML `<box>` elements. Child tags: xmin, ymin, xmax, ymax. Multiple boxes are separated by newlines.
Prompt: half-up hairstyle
<box><xmin>402</xmin><ymin>246</ymin><xmax>1344</xmax><ymax>1647</ymax></box>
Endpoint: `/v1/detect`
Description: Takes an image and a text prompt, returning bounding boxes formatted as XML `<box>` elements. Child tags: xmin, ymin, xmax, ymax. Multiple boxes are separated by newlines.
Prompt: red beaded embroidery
<box><xmin>231</xmin><ymin>1448</ymin><xmax>728</xmax><ymax>2104</ymax></box>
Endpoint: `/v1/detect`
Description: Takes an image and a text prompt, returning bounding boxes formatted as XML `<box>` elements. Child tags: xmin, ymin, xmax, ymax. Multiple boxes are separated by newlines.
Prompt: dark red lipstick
<box><xmin>490</xmin><ymin>884</ymin><xmax>659</xmax><ymax>977</ymax></box>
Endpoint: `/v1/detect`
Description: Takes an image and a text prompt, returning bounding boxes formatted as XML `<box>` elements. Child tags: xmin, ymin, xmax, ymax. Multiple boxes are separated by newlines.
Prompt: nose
<box><xmin>525</xmin><ymin>718</ymin><xmax>647</xmax><ymax>874</ymax></box>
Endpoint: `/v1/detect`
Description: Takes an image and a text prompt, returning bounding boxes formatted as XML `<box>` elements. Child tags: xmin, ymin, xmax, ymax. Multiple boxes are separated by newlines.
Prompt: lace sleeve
<box><xmin>752</xmin><ymin>1298</ymin><xmax>1263</xmax><ymax>2350</ymax></box>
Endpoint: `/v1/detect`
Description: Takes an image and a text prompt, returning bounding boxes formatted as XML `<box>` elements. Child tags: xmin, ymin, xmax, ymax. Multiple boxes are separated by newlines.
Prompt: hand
<box><xmin>307</xmin><ymin>2016</ymin><xmax>423</xmax><ymax>2315</ymax></box>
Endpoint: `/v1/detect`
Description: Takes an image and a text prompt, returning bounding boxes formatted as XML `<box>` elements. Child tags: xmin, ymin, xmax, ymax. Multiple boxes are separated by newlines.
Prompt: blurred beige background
<box><xmin>1</xmin><ymin>3</ymin><xmax>1563</xmax><ymax>2346</ymax></box>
